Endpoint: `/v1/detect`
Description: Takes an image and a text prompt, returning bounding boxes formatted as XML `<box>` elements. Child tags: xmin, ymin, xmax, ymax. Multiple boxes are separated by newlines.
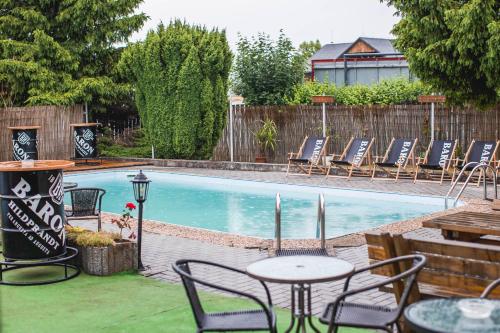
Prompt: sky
<box><xmin>132</xmin><ymin>0</ymin><xmax>400</xmax><ymax>49</ymax></box>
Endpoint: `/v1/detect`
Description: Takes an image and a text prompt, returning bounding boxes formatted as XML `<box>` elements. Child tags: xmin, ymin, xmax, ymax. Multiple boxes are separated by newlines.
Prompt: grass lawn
<box><xmin>0</xmin><ymin>267</ymin><xmax>371</xmax><ymax>333</ymax></box>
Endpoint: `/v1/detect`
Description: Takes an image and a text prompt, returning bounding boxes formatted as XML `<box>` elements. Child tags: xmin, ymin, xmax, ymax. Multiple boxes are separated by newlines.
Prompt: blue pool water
<box><xmin>65</xmin><ymin>171</ymin><xmax>445</xmax><ymax>239</ymax></box>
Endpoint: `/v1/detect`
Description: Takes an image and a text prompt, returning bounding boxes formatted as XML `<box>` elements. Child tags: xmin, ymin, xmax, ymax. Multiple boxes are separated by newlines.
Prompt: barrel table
<box><xmin>70</xmin><ymin>123</ymin><xmax>101</xmax><ymax>164</ymax></box>
<box><xmin>0</xmin><ymin>160</ymin><xmax>80</xmax><ymax>285</ymax></box>
<box><xmin>8</xmin><ymin>125</ymin><xmax>41</xmax><ymax>161</ymax></box>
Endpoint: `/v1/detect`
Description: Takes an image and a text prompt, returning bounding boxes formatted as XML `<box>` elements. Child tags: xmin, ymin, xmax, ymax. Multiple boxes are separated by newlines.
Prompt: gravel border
<box><xmin>100</xmin><ymin>198</ymin><xmax>495</xmax><ymax>251</ymax></box>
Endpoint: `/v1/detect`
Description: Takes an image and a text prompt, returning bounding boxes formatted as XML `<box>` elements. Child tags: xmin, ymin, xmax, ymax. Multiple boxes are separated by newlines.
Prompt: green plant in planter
<box><xmin>254</xmin><ymin>119</ymin><xmax>278</xmax><ymax>159</ymax></box>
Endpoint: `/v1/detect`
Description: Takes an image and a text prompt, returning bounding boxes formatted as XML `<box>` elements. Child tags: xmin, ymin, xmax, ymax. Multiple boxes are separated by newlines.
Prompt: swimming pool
<box><xmin>65</xmin><ymin>170</ymin><xmax>446</xmax><ymax>239</ymax></box>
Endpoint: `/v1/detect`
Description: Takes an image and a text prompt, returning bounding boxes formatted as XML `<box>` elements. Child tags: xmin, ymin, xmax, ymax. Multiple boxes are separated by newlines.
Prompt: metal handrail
<box><xmin>275</xmin><ymin>193</ymin><xmax>281</xmax><ymax>251</ymax></box>
<box><xmin>275</xmin><ymin>192</ymin><xmax>326</xmax><ymax>250</ymax></box>
<box><xmin>445</xmin><ymin>162</ymin><xmax>498</xmax><ymax>208</ymax></box>
<box><xmin>316</xmin><ymin>194</ymin><xmax>326</xmax><ymax>249</ymax></box>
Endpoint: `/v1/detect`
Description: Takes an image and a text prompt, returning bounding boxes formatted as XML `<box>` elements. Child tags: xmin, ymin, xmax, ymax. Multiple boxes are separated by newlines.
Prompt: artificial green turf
<box><xmin>0</xmin><ymin>268</ymin><xmax>371</xmax><ymax>333</ymax></box>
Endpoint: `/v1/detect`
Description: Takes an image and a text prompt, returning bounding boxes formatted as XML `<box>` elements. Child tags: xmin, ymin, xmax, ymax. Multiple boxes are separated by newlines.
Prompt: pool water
<box><xmin>65</xmin><ymin>171</ymin><xmax>445</xmax><ymax>239</ymax></box>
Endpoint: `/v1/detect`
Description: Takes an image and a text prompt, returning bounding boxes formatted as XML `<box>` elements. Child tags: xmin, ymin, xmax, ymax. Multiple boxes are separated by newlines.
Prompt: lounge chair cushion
<box><xmin>330</xmin><ymin>160</ymin><xmax>352</xmax><ymax>166</ymax></box>
<box><xmin>418</xmin><ymin>164</ymin><xmax>444</xmax><ymax>170</ymax></box>
<box><xmin>456</xmin><ymin>162</ymin><xmax>482</xmax><ymax>171</ymax></box>
<box><xmin>374</xmin><ymin>162</ymin><xmax>397</xmax><ymax>168</ymax></box>
<box><xmin>289</xmin><ymin>158</ymin><xmax>310</xmax><ymax>163</ymax></box>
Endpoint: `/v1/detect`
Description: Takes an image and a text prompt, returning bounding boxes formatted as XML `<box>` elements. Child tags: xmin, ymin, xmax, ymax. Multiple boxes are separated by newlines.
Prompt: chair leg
<box><xmin>347</xmin><ymin>165</ymin><xmax>354</xmax><ymax>180</ymax></box>
<box><xmin>98</xmin><ymin>214</ymin><xmax>102</xmax><ymax>232</ymax></box>
<box><xmin>413</xmin><ymin>165</ymin><xmax>419</xmax><ymax>184</ymax></box>
<box><xmin>286</xmin><ymin>161</ymin><xmax>291</xmax><ymax>177</ymax></box>
<box><xmin>371</xmin><ymin>164</ymin><xmax>377</xmax><ymax>181</ymax></box>
<box><xmin>325</xmin><ymin>164</ymin><xmax>332</xmax><ymax>178</ymax></box>
<box><xmin>440</xmin><ymin>168</ymin><xmax>446</xmax><ymax>185</ymax></box>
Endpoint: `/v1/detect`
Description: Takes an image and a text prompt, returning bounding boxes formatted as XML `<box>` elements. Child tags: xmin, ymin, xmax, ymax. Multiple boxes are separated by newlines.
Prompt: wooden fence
<box><xmin>0</xmin><ymin>105</ymin><xmax>84</xmax><ymax>161</ymax></box>
<box><xmin>212</xmin><ymin>104</ymin><xmax>500</xmax><ymax>163</ymax></box>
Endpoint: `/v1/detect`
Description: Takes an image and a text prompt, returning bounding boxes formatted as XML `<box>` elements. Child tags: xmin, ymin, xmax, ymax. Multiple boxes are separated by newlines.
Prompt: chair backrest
<box><xmin>465</xmin><ymin>140</ymin><xmax>498</xmax><ymax>164</ymax></box>
<box><xmin>384</xmin><ymin>138</ymin><xmax>416</xmax><ymax>166</ymax></box>
<box><xmin>366</xmin><ymin>231</ymin><xmax>500</xmax><ymax>299</ymax></box>
<box><xmin>425</xmin><ymin>140</ymin><xmax>456</xmax><ymax>167</ymax></box>
<box><xmin>343</xmin><ymin>138</ymin><xmax>373</xmax><ymax>165</ymax></box>
<box><xmin>352</xmin><ymin>254</ymin><xmax>426</xmax><ymax>319</ymax></box>
<box><xmin>173</xmin><ymin>261</ymin><xmax>205</xmax><ymax>327</ymax></box>
<box><xmin>67</xmin><ymin>188</ymin><xmax>105</xmax><ymax>217</ymax></box>
<box><xmin>482</xmin><ymin>278</ymin><xmax>500</xmax><ymax>298</ymax></box>
<box><xmin>299</xmin><ymin>136</ymin><xmax>327</xmax><ymax>163</ymax></box>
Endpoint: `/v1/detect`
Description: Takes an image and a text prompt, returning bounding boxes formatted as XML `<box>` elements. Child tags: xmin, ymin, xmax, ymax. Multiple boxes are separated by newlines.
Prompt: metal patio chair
<box><xmin>64</xmin><ymin>187</ymin><xmax>106</xmax><ymax>231</ymax></box>
<box><xmin>172</xmin><ymin>259</ymin><xmax>277</xmax><ymax>333</ymax></box>
<box><xmin>319</xmin><ymin>254</ymin><xmax>426</xmax><ymax>333</ymax></box>
<box><xmin>481</xmin><ymin>278</ymin><xmax>500</xmax><ymax>299</ymax></box>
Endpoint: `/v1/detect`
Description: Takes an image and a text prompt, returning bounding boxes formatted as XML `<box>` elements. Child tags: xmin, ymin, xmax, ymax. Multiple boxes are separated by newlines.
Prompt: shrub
<box><xmin>287</xmin><ymin>78</ymin><xmax>433</xmax><ymax>106</ymax></box>
<box><xmin>65</xmin><ymin>226</ymin><xmax>121</xmax><ymax>247</ymax></box>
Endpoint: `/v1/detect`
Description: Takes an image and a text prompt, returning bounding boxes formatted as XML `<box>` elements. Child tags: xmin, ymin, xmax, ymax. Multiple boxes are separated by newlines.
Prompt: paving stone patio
<box><xmin>75</xmin><ymin>166</ymin><xmax>494</xmax><ymax>316</ymax></box>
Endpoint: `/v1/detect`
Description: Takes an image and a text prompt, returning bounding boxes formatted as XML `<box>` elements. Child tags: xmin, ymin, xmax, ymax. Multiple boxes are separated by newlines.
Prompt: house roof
<box><xmin>311</xmin><ymin>37</ymin><xmax>400</xmax><ymax>61</ymax></box>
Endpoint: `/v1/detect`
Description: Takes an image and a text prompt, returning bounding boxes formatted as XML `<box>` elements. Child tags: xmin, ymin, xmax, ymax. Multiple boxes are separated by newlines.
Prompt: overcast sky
<box><xmin>132</xmin><ymin>0</ymin><xmax>400</xmax><ymax>49</ymax></box>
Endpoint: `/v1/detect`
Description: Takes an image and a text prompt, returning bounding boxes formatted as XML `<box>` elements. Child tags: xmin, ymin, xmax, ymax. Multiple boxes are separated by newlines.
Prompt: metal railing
<box><xmin>445</xmin><ymin>162</ymin><xmax>498</xmax><ymax>208</ymax></box>
<box><xmin>316</xmin><ymin>194</ymin><xmax>326</xmax><ymax>249</ymax></box>
<box><xmin>275</xmin><ymin>192</ymin><xmax>326</xmax><ymax>250</ymax></box>
<box><xmin>275</xmin><ymin>193</ymin><xmax>282</xmax><ymax>251</ymax></box>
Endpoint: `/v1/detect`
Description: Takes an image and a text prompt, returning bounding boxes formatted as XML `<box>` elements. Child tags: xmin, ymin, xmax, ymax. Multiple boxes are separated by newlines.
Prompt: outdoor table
<box><xmin>422</xmin><ymin>211</ymin><xmax>500</xmax><ymax>242</ymax></box>
<box><xmin>246</xmin><ymin>255</ymin><xmax>354</xmax><ymax>332</ymax></box>
<box><xmin>404</xmin><ymin>298</ymin><xmax>500</xmax><ymax>333</ymax></box>
<box><xmin>70</xmin><ymin>123</ymin><xmax>99</xmax><ymax>162</ymax></box>
<box><xmin>63</xmin><ymin>182</ymin><xmax>78</xmax><ymax>190</ymax></box>
<box><xmin>8</xmin><ymin>125</ymin><xmax>41</xmax><ymax>161</ymax></box>
<box><xmin>0</xmin><ymin>160</ymin><xmax>74</xmax><ymax>260</ymax></box>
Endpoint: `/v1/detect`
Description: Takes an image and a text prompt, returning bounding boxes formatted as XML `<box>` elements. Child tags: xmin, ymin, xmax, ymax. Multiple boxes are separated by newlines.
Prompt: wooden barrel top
<box><xmin>70</xmin><ymin>123</ymin><xmax>99</xmax><ymax>127</ymax></box>
<box><xmin>7</xmin><ymin>126</ymin><xmax>41</xmax><ymax>130</ymax></box>
<box><xmin>0</xmin><ymin>160</ymin><xmax>75</xmax><ymax>172</ymax></box>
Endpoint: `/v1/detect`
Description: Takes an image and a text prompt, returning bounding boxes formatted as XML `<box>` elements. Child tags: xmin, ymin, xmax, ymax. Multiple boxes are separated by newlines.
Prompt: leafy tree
<box><xmin>383</xmin><ymin>0</ymin><xmax>499</xmax><ymax>107</ymax></box>
<box><xmin>298</xmin><ymin>40</ymin><xmax>322</xmax><ymax>59</ymax></box>
<box><xmin>0</xmin><ymin>0</ymin><xmax>146</xmax><ymax>107</ymax></box>
<box><xmin>119</xmin><ymin>21</ymin><xmax>232</xmax><ymax>159</ymax></box>
<box><xmin>232</xmin><ymin>31</ymin><xmax>304</xmax><ymax>105</ymax></box>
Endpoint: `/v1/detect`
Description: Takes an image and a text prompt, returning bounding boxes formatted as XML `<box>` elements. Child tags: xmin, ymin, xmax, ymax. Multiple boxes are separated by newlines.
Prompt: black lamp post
<box><xmin>131</xmin><ymin>170</ymin><xmax>150</xmax><ymax>271</ymax></box>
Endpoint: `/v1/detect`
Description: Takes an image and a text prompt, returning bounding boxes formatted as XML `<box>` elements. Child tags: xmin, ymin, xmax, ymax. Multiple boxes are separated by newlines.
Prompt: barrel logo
<box><xmin>18</xmin><ymin>131</ymin><xmax>31</xmax><ymax>145</ymax></box>
<box><xmin>83</xmin><ymin>128</ymin><xmax>94</xmax><ymax>141</ymax></box>
<box><xmin>49</xmin><ymin>173</ymin><xmax>64</xmax><ymax>205</ymax></box>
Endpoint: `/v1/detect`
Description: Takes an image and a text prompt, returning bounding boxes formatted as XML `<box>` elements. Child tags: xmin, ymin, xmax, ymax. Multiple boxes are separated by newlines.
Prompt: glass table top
<box><xmin>405</xmin><ymin>298</ymin><xmax>500</xmax><ymax>333</ymax></box>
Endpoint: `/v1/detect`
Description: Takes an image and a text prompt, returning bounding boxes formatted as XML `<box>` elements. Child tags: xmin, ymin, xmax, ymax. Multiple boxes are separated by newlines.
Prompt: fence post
<box><xmin>229</xmin><ymin>99</ymin><xmax>234</xmax><ymax>162</ymax></box>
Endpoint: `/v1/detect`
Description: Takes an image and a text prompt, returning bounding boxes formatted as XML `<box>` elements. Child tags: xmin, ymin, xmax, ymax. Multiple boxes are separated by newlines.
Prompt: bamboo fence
<box><xmin>0</xmin><ymin>105</ymin><xmax>84</xmax><ymax>161</ymax></box>
<box><xmin>212</xmin><ymin>104</ymin><xmax>500</xmax><ymax>163</ymax></box>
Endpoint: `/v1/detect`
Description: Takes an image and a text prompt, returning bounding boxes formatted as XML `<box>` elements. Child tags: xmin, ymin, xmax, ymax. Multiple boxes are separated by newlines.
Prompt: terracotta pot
<box><xmin>255</xmin><ymin>156</ymin><xmax>267</xmax><ymax>163</ymax></box>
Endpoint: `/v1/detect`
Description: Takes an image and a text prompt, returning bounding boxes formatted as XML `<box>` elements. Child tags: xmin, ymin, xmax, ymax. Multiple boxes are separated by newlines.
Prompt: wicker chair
<box><xmin>319</xmin><ymin>254</ymin><xmax>426</xmax><ymax>333</ymax></box>
<box><xmin>64</xmin><ymin>188</ymin><xmax>106</xmax><ymax>231</ymax></box>
<box><xmin>172</xmin><ymin>259</ymin><xmax>277</xmax><ymax>333</ymax></box>
<box><xmin>481</xmin><ymin>278</ymin><xmax>500</xmax><ymax>298</ymax></box>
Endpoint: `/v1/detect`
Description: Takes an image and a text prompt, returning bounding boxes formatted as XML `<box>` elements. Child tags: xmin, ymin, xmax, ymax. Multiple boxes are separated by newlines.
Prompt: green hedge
<box><xmin>118</xmin><ymin>20</ymin><xmax>232</xmax><ymax>159</ymax></box>
<box><xmin>286</xmin><ymin>78</ymin><xmax>432</xmax><ymax>105</ymax></box>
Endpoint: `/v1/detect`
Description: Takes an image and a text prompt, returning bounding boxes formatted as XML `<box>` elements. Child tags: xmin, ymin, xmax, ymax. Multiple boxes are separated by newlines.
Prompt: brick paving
<box><xmin>75</xmin><ymin>167</ymin><xmax>492</xmax><ymax>316</ymax></box>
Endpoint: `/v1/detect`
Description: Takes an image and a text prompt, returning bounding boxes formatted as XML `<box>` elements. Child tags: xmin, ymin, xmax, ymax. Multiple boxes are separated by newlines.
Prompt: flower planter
<box><xmin>70</xmin><ymin>240</ymin><xmax>138</xmax><ymax>276</ymax></box>
<box><xmin>255</xmin><ymin>156</ymin><xmax>267</xmax><ymax>163</ymax></box>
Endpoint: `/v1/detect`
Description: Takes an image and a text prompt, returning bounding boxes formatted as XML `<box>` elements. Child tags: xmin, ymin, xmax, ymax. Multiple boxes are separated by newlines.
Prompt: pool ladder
<box><xmin>444</xmin><ymin>162</ymin><xmax>498</xmax><ymax>208</ymax></box>
<box><xmin>274</xmin><ymin>193</ymin><xmax>328</xmax><ymax>256</ymax></box>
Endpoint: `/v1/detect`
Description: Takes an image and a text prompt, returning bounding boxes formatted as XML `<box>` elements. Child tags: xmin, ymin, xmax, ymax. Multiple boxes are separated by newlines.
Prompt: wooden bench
<box><xmin>365</xmin><ymin>231</ymin><xmax>500</xmax><ymax>300</ymax></box>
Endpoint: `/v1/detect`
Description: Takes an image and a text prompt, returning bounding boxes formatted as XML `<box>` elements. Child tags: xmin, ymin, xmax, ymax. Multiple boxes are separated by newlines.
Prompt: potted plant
<box><xmin>254</xmin><ymin>118</ymin><xmax>278</xmax><ymax>163</ymax></box>
<box><xmin>66</xmin><ymin>202</ymin><xmax>138</xmax><ymax>276</ymax></box>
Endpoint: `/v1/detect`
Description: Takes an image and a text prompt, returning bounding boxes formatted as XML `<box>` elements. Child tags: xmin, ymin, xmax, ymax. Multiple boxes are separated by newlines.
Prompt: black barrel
<box><xmin>73</xmin><ymin>125</ymin><xmax>97</xmax><ymax>159</ymax></box>
<box><xmin>0</xmin><ymin>166</ymin><xmax>67</xmax><ymax>260</ymax></box>
<box><xmin>11</xmin><ymin>128</ymin><xmax>38</xmax><ymax>161</ymax></box>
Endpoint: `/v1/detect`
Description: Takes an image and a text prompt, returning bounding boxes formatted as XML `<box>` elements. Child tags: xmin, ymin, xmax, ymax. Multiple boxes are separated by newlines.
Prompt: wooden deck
<box><xmin>64</xmin><ymin>159</ymin><xmax>152</xmax><ymax>172</ymax></box>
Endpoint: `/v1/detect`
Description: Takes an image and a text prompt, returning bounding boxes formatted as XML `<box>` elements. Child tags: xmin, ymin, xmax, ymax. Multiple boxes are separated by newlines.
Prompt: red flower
<box><xmin>125</xmin><ymin>202</ymin><xmax>136</xmax><ymax>210</ymax></box>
